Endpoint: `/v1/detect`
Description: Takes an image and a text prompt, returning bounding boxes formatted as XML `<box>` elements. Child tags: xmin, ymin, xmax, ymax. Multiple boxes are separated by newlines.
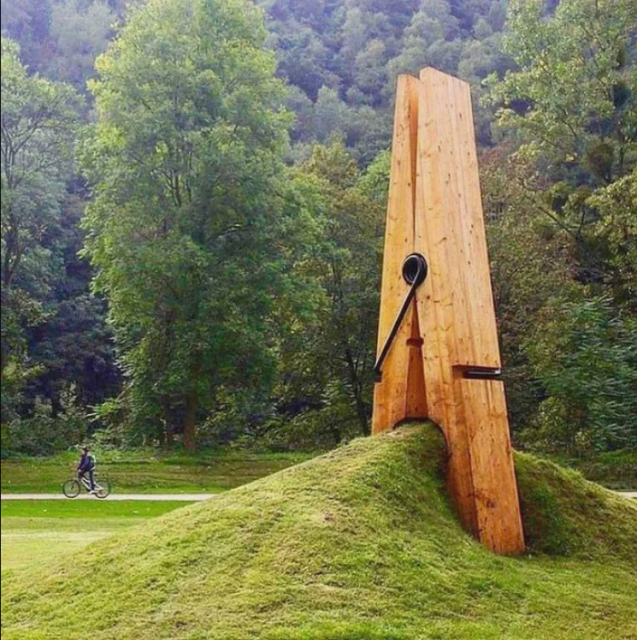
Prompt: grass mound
<box><xmin>2</xmin><ymin>424</ymin><xmax>636</xmax><ymax>639</ymax></box>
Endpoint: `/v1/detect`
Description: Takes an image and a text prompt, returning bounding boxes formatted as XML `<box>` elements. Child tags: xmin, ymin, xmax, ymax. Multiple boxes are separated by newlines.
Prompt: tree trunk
<box><xmin>162</xmin><ymin>397</ymin><xmax>174</xmax><ymax>447</ymax></box>
<box><xmin>344</xmin><ymin>347</ymin><xmax>371</xmax><ymax>436</ymax></box>
<box><xmin>164</xmin><ymin>424</ymin><xmax>174</xmax><ymax>447</ymax></box>
<box><xmin>183</xmin><ymin>391</ymin><xmax>198</xmax><ymax>452</ymax></box>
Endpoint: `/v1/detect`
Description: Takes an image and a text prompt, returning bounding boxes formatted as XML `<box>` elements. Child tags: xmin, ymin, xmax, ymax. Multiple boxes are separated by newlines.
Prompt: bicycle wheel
<box><xmin>95</xmin><ymin>479</ymin><xmax>111</xmax><ymax>499</ymax></box>
<box><xmin>63</xmin><ymin>479</ymin><xmax>81</xmax><ymax>498</ymax></box>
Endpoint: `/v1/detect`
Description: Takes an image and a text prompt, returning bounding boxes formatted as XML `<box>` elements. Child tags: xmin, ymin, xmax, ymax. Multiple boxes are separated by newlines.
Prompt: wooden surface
<box><xmin>372</xmin><ymin>68</ymin><xmax>525</xmax><ymax>555</ymax></box>
<box><xmin>372</xmin><ymin>75</ymin><xmax>427</xmax><ymax>435</ymax></box>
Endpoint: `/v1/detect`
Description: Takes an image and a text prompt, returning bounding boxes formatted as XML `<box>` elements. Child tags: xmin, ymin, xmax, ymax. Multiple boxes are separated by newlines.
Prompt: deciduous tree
<box><xmin>1</xmin><ymin>38</ymin><xmax>81</xmax><ymax>375</ymax></box>
<box><xmin>82</xmin><ymin>0</ymin><xmax>292</xmax><ymax>450</ymax></box>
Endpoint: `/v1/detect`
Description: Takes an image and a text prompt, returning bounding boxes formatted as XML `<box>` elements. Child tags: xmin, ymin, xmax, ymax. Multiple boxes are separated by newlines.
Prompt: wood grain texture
<box><xmin>372</xmin><ymin>75</ymin><xmax>427</xmax><ymax>435</ymax></box>
<box><xmin>372</xmin><ymin>67</ymin><xmax>524</xmax><ymax>555</ymax></box>
<box><xmin>455</xmin><ymin>371</ymin><xmax>524</xmax><ymax>553</ymax></box>
<box><xmin>414</xmin><ymin>67</ymin><xmax>524</xmax><ymax>554</ymax></box>
<box><xmin>414</xmin><ymin>68</ymin><xmax>477</xmax><ymax>534</ymax></box>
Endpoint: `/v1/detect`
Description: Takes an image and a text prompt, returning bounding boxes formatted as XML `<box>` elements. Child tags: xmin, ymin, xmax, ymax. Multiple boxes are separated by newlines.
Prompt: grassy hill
<box><xmin>2</xmin><ymin>424</ymin><xmax>636</xmax><ymax>640</ymax></box>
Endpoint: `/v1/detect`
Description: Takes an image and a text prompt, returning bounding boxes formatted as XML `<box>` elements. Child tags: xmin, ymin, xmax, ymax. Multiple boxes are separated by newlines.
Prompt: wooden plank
<box><xmin>414</xmin><ymin>68</ymin><xmax>477</xmax><ymax>534</ymax></box>
<box><xmin>447</xmin><ymin>77</ymin><xmax>501</xmax><ymax>367</ymax></box>
<box><xmin>416</xmin><ymin>68</ymin><xmax>500</xmax><ymax>368</ymax></box>
<box><xmin>404</xmin><ymin>302</ymin><xmax>427</xmax><ymax>419</ymax></box>
<box><xmin>372</xmin><ymin>75</ymin><xmax>426</xmax><ymax>435</ymax></box>
<box><xmin>414</xmin><ymin>67</ymin><xmax>524</xmax><ymax>554</ymax></box>
<box><xmin>455</xmin><ymin>373</ymin><xmax>525</xmax><ymax>554</ymax></box>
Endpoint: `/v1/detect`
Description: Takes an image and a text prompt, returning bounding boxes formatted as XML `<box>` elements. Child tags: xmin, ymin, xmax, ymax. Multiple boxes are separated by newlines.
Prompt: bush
<box><xmin>525</xmin><ymin>297</ymin><xmax>637</xmax><ymax>455</ymax></box>
<box><xmin>2</xmin><ymin>386</ymin><xmax>88</xmax><ymax>457</ymax></box>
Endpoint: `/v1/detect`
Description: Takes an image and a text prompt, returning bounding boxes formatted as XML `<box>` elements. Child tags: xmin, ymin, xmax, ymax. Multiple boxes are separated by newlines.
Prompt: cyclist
<box><xmin>77</xmin><ymin>446</ymin><xmax>97</xmax><ymax>493</ymax></box>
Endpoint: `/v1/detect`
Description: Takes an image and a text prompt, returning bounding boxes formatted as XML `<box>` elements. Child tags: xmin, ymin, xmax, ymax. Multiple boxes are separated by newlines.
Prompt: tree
<box><xmin>268</xmin><ymin>24</ymin><xmax>336</xmax><ymax>102</ymax></box>
<box><xmin>82</xmin><ymin>0</ymin><xmax>292</xmax><ymax>450</ymax></box>
<box><xmin>484</xmin><ymin>0</ymin><xmax>637</xmax><ymax>454</ymax></box>
<box><xmin>386</xmin><ymin>11</ymin><xmax>446</xmax><ymax>82</ymax></box>
<box><xmin>258</xmin><ymin>0</ymin><xmax>514</xmax><ymax>160</ymax></box>
<box><xmin>1</xmin><ymin>38</ymin><xmax>81</xmax><ymax>375</ymax></box>
<box><xmin>490</xmin><ymin>0</ymin><xmax>636</xmax><ymax>183</ymax></box>
<box><xmin>587</xmin><ymin>169</ymin><xmax>637</xmax><ymax>311</ymax></box>
<box><xmin>311</xmin><ymin>86</ymin><xmax>353</xmax><ymax>142</ymax></box>
<box><xmin>24</xmin><ymin>186</ymin><xmax>121</xmax><ymax>412</ymax></box>
<box><xmin>271</xmin><ymin>142</ymin><xmax>384</xmax><ymax>445</ymax></box>
<box><xmin>353</xmin><ymin>39</ymin><xmax>388</xmax><ymax>106</ymax></box>
<box><xmin>47</xmin><ymin>0</ymin><xmax>116</xmax><ymax>91</ymax></box>
<box><xmin>487</xmin><ymin>0</ymin><xmax>636</xmax><ymax>303</ymax></box>
<box><xmin>0</xmin><ymin>0</ymin><xmax>53</xmax><ymax>72</ymax></box>
<box><xmin>481</xmin><ymin>149</ymin><xmax>577</xmax><ymax>434</ymax></box>
<box><xmin>526</xmin><ymin>296</ymin><xmax>637</xmax><ymax>454</ymax></box>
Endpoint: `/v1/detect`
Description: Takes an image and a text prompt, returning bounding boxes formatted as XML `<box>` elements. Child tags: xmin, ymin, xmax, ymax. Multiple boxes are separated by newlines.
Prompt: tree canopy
<box><xmin>1</xmin><ymin>0</ymin><xmax>635</xmax><ymax>457</ymax></box>
<box><xmin>82</xmin><ymin>0</ymin><xmax>293</xmax><ymax>449</ymax></box>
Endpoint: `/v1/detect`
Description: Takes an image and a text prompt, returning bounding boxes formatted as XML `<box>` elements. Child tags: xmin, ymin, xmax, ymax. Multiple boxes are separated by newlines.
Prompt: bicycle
<box><xmin>63</xmin><ymin>474</ymin><xmax>111</xmax><ymax>499</ymax></box>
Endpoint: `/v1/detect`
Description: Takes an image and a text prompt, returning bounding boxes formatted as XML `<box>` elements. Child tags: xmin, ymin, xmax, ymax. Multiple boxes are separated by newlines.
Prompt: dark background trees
<box><xmin>1</xmin><ymin>0</ymin><xmax>635</xmax><ymax>457</ymax></box>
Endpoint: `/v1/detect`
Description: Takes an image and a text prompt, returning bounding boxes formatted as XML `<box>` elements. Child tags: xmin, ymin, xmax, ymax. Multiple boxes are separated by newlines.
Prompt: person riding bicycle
<box><xmin>77</xmin><ymin>446</ymin><xmax>96</xmax><ymax>493</ymax></box>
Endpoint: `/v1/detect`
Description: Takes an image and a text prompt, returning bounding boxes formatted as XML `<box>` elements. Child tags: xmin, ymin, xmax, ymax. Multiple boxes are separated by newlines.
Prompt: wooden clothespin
<box><xmin>372</xmin><ymin>69</ymin><xmax>525</xmax><ymax>555</ymax></box>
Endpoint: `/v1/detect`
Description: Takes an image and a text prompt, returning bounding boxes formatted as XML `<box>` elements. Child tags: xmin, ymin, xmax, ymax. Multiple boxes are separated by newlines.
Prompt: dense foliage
<box><xmin>1</xmin><ymin>37</ymin><xmax>120</xmax><ymax>455</ymax></box>
<box><xmin>1</xmin><ymin>0</ymin><xmax>635</xmax><ymax>456</ymax></box>
<box><xmin>81</xmin><ymin>0</ymin><xmax>295</xmax><ymax>450</ymax></box>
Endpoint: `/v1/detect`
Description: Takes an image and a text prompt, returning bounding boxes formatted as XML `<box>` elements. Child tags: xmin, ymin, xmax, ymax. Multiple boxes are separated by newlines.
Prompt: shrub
<box><xmin>2</xmin><ymin>386</ymin><xmax>88</xmax><ymax>457</ymax></box>
<box><xmin>525</xmin><ymin>297</ymin><xmax>637</xmax><ymax>454</ymax></box>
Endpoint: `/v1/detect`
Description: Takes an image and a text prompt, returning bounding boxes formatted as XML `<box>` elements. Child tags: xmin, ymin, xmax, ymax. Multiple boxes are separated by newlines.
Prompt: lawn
<box><xmin>1</xmin><ymin>500</ymin><xmax>189</xmax><ymax>573</ymax></box>
<box><xmin>552</xmin><ymin>449</ymin><xmax>637</xmax><ymax>491</ymax></box>
<box><xmin>1</xmin><ymin>449</ymin><xmax>316</xmax><ymax>494</ymax></box>
<box><xmin>1</xmin><ymin>449</ymin><xmax>314</xmax><ymax>581</ymax></box>
<box><xmin>3</xmin><ymin>424</ymin><xmax>636</xmax><ymax>640</ymax></box>
<box><xmin>3</xmin><ymin>447</ymin><xmax>634</xmax><ymax>497</ymax></box>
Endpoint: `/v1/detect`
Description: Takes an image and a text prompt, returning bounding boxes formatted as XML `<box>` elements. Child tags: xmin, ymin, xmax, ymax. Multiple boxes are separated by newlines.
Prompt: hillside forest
<box><xmin>1</xmin><ymin>0</ymin><xmax>635</xmax><ymax>457</ymax></box>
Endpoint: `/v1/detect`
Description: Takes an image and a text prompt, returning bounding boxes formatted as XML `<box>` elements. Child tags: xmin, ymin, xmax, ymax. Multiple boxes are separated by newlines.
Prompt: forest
<box><xmin>1</xmin><ymin>0</ymin><xmax>635</xmax><ymax>458</ymax></box>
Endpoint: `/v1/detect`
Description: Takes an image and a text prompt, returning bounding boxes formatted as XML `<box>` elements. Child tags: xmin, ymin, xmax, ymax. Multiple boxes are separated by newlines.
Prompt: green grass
<box><xmin>1</xmin><ymin>500</ymin><xmax>187</xmax><ymax>573</ymax></box>
<box><xmin>2</xmin><ymin>423</ymin><xmax>636</xmax><ymax>639</ymax></box>
<box><xmin>548</xmin><ymin>449</ymin><xmax>637</xmax><ymax>491</ymax></box>
<box><xmin>1</xmin><ymin>499</ymin><xmax>187</xmax><ymax>520</ymax></box>
<box><xmin>1</xmin><ymin>450</ymin><xmax>315</xmax><ymax>494</ymax></box>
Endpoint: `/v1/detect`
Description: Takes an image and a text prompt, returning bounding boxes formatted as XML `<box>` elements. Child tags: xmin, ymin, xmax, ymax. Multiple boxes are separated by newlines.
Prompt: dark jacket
<box><xmin>78</xmin><ymin>453</ymin><xmax>95</xmax><ymax>473</ymax></box>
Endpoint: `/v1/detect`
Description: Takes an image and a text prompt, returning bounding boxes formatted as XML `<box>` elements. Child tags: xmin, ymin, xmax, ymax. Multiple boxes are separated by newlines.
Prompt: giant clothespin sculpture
<box><xmin>372</xmin><ymin>69</ymin><xmax>525</xmax><ymax>555</ymax></box>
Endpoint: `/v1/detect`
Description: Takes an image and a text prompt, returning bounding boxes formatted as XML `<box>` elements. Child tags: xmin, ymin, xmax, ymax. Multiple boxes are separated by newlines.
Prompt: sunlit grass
<box><xmin>2</xmin><ymin>424</ymin><xmax>636</xmax><ymax>639</ymax></box>
<box><xmin>1</xmin><ymin>500</ymin><xmax>188</xmax><ymax>573</ymax></box>
<box><xmin>1</xmin><ymin>450</ymin><xmax>316</xmax><ymax>494</ymax></box>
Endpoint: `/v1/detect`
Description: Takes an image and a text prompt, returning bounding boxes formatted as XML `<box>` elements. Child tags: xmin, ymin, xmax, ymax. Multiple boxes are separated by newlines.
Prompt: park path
<box><xmin>2</xmin><ymin>491</ymin><xmax>636</xmax><ymax>501</ymax></box>
<box><xmin>1</xmin><ymin>493</ymin><xmax>214</xmax><ymax>501</ymax></box>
